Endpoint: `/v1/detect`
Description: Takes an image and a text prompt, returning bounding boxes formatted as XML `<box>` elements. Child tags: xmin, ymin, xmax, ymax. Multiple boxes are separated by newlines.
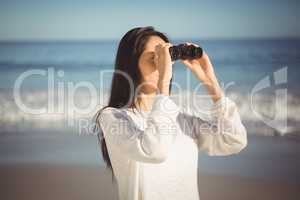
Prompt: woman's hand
<box><xmin>154</xmin><ymin>43</ymin><xmax>174</xmax><ymax>95</ymax></box>
<box><xmin>180</xmin><ymin>42</ymin><xmax>223</xmax><ymax>103</ymax></box>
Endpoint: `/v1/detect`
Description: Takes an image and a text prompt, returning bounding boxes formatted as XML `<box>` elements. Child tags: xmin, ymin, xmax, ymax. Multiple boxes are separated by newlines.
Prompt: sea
<box><xmin>0</xmin><ymin>39</ymin><xmax>299</xmax><ymax>184</ymax></box>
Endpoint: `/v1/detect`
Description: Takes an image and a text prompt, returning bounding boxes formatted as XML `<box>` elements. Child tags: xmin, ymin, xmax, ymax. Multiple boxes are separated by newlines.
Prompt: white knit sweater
<box><xmin>98</xmin><ymin>94</ymin><xmax>247</xmax><ymax>200</ymax></box>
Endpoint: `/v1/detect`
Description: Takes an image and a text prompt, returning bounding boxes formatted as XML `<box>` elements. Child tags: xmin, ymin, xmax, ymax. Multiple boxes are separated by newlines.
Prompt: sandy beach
<box><xmin>0</xmin><ymin>164</ymin><xmax>299</xmax><ymax>200</ymax></box>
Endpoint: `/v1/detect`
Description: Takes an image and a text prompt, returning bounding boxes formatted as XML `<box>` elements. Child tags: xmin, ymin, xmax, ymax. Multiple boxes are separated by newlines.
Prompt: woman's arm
<box><xmin>185</xmin><ymin>96</ymin><xmax>247</xmax><ymax>155</ymax></box>
<box><xmin>179</xmin><ymin>44</ymin><xmax>247</xmax><ymax>155</ymax></box>
<box><xmin>181</xmin><ymin>49</ymin><xmax>223</xmax><ymax>103</ymax></box>
<box><xmin>176</xmin><ymin>95</ymin><xmax>247</xmax><ymax>156</ymax></box>
<box><xmin>98</xmin><ymin>94</ymin><xmax>180</xmax><ymax>163</ymax></box>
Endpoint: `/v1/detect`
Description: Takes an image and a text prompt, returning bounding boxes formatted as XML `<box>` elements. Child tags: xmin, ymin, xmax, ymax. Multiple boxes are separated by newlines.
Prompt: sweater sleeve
<box><xmin>177</xmin><ymin>96</ymin><xmax>247</xmax><ymax>156</ymax></box>
<box><xmin>98</xmin><ymin>94</ymin><xmax>180</xmax><ymax>163</ymax></box>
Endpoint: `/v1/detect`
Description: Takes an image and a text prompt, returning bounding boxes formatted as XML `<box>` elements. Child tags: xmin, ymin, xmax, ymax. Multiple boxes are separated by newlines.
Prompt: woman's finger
<box><xmin>163</xmin><ymin>43</ymin><xmax>172</xmax><ymax>51</ymax></box>
<box><xmin>180</xmin><ymin>59</ymin><xmax>192</xmax><ymax>68</ymax></box>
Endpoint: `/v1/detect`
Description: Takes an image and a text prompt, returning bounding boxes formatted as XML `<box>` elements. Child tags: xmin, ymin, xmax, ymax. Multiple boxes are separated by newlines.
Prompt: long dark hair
<box><xmin>94</xmin><ymin>26</ymin><xmax>173</xmax><ymax>179</ymax></box>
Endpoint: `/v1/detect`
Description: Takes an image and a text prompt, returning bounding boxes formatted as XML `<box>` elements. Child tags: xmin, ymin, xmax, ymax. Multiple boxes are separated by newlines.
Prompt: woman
<box><xmin>95</xmin><ymin>26</ymin><xmax>247</xmax><ymax>200</ymax></box>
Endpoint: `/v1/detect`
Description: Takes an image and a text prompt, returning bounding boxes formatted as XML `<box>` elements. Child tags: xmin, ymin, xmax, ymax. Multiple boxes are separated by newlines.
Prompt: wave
<box><xmin>0</xmin><ymin>89</ymin><xmax>299</xmax><ymax>138</ymax></box>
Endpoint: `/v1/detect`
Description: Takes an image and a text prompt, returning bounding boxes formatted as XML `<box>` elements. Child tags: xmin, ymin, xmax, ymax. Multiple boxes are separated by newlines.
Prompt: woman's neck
<box><xmin>135</xmin><ymin>91</ymin><xmax>157</xmax><ymax>112</ymax></box>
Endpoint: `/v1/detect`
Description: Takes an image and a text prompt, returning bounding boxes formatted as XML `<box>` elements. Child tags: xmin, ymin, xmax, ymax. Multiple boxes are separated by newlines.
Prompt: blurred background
<box><xmin>0</xmin><ymin>0</ymin><xmax>299</xmax><ymax>199</ymax></box>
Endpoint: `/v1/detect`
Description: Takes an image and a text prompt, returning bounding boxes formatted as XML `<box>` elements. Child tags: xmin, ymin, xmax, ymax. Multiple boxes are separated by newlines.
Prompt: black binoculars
<box><xmin>169</xmin><ymin>43</ymin><xmax>203</xmax><ymax>61</ymax></box>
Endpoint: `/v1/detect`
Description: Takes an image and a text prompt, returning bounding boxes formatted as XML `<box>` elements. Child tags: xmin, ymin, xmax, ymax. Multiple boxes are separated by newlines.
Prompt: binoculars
<box><xmin>169</xmin><ymin>43</ymin><xmax>203</xmax><ymax>61</ymax></box>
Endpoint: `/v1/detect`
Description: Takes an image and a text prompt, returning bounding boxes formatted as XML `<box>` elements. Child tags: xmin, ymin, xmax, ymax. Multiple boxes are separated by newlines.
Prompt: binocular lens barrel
<box><xmin>169</xmin><ymin>44</ymin><xmax>203</xmax><ymax>61</ymax></box>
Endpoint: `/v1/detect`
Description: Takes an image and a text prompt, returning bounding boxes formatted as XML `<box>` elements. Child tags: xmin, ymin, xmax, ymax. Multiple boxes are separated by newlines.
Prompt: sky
<box><xmin>0</xmin><ymin>0</ymin><xmax>299</xmax><ymax>40</ymax></box>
